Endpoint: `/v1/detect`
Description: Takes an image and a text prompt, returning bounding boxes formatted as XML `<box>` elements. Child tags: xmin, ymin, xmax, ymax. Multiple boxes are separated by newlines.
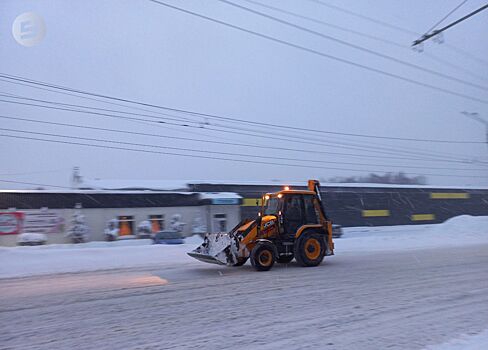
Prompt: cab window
<box><xmin>303</xmin><ymin>195</ymin><xmax>319</xmax><ymax>224</ymax></box>
<box><xmin>263</xmin><ymin>197</ymin><xmax>279</xmax><ymax>215</ymax></box>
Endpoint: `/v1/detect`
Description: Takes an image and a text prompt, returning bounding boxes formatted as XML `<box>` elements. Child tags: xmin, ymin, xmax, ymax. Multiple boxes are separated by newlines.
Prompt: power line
<box><xmin>145</xmin><ymin>1</ymin><xmax>488</xmax><ymax>106</ymax></box>
<box><xmin>1</xmin><ymin>74</ymin><xmax>484</xmax><ymax>164</ymax></box>
<box><xmin>0</xmin><ymin>179</ymin><xmax>72</xmax><ymax>189</ymax></box>
<box><xmin>2</xmin><ymin>131</ymin><xmax>486</xmax><ymax>178</ymax></box>
<box><xmin>0</xmin><ymin>78</ymin><xmax>195</xmax><ymax>124</ymax></box>
<box><xmin>3</xmin><ymin>114</ymin><xmax>480</xmax><ymax>166</ymax></box>
<box><xmin>2</xmin><ymin>121</ymin><xmax>486</xmax><ymax>171</ymax></box>
<box><xmin>0</xmin><ymin>96</ymin><xmax>480</xmax><ymax>164</ymax></box>
<box><xmin>1</xmin><ymin>75</ymin><xmax>487</xmax><ymax>147</ymax></box>
<box><xmin>2</xmin><ymin>126</ymin><xmax>481</xmax><ymax>171</ymax></box>
<box><xmin>413</xmin><ymin>3</ymin><xmax>488</xmax><ymax>46</ymax></box>
<box><xmin>1</xmin><ymin>77</ymin><xmax>484</xmax><ymax>163</ymax></box>
<box><xmin>218</xmin><ymin>0</ymin><xmax>488</xmax><ymax>92</ymax></box>
<box><xmin>0</xmin><ymin>93</ymin><xmax>196</xmax><ymax>126</ymax></box>
<box><xmin>239</xmin><ymin>0</ymin><xmax>487</xmax><ymax>84</ymax></box>
<box><xmin>307</xmin><ymin>0</ymin><xmax>488</xmax><ymax>67</ymax></box>
<box><xmin>424</xmin><ymin>0</ymin><xmax>468</xmax><ymax>35</ymax></box>
<box><xmin>0</xmin><ymin>168</ymin><xmax>70</xmax><ymax>176</ymax></box>
<box><xmin>306</xmin><ymin>0</ymin><xmax>418</xmax><ymax>36</ymax></box>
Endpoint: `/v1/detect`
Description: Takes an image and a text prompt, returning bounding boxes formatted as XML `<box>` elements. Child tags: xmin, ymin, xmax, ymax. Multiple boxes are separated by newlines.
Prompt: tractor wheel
<box><xmin>233</xmin><ymin>258</ymin><xmax>248</xmax><ymax>267</ymax></box>
<box><xmin>277</xmin><ymin>255</ymin><xmax>294</xmax><ymax>264</ymax></box>
<box><xmin>295</xmin><ymin>232</ymin><xmax>326</xmax><ymax>267</ymax></box>
<box><xmin>250</xmin><ymin>242</ymin><xmax>276</xmax><ymax>271</ymax></box>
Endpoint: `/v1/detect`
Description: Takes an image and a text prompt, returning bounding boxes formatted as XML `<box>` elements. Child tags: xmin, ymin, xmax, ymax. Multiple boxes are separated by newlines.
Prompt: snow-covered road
<box><xmin>1</xmin><ymin>216</ymin><xmax>488</xmax><ymax>349</ymax></box>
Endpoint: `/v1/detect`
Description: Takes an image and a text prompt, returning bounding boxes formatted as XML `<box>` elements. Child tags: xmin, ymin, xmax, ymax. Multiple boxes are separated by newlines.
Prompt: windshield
<box><xmin>263</xmin><ymin>197</ymin><xmax>280</xmax><ymax>215</ymax></box>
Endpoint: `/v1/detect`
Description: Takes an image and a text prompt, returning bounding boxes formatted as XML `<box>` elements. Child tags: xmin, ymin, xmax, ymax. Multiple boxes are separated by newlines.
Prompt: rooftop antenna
<box><xmin>71</xmin><ymin>166</ymin><xmax>83</xmax><ymax>189</ymax></box>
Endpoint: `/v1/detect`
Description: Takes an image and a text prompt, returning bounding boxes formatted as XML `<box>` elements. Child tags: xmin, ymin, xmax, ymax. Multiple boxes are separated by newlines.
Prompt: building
<box><xmin>0</xmin><ymin>190</ymin><xmax>242</xmax><ymax>246</ymax></box>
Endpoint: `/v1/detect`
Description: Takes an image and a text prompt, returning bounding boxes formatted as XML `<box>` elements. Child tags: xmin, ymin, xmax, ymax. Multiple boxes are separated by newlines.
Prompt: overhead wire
<box><xmin>144</xmin><ymin>1</ymin><xmax>488</xmax><ymax>106</ymax></box>
<box><xmin>306</xmin><ymin>0</ymin><xmax>488</xmax><ymax>68</ymax></box>
<box><xmin>239</xmin><ymin>0</ymin><xmax>487</xmax><ymax>83</ymax></box>
<box><xmin>0</xmin><ymin>179</ymin><xmax>72</xmax><ymax>189</ymax></box>
<box><xmin>1</xmin><ymin>73</ymin><xmax>486</xmax><ymax>144</ymax></box>
<box><xmin>0</xmin><ymin>96</ymin><xmax>481</xmax><ymax>164</ymax></box>
<box><xmin>218</xmin><ymin>0</ymin><xmax>488</xmax><ymax>92</ymax></box>
<box><xmin>1</xmin><ymin>130</ymin><xmax>486</xmax><ymax>178</ymax></box>
<box><xmin>423</xmin><ymin>0</ymin><xmax>468</xmax><ymax>35</ymax></box>
<box><xmin>3</xmin><ymin>114</ymin><xmax>481</xmax><ymax>166</ymax></box>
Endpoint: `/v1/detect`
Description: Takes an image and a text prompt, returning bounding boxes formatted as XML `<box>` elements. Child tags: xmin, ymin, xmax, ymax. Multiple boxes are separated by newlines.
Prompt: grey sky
<box><xmin>1</xmin><ymin>0</ymin><xmax>487</xmax><ymax>189</ymax></box>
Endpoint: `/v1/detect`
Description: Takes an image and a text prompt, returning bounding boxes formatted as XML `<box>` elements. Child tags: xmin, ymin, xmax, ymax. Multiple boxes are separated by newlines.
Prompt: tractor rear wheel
<box><xmin>295</xmin><ymin>232</ymin><xmax>326</xmax><ymax>267</ymax></box>
<box><xmin>250</xmin><ymin>242</ymin><xmax>276</xmax><ymax>271</ymax></box>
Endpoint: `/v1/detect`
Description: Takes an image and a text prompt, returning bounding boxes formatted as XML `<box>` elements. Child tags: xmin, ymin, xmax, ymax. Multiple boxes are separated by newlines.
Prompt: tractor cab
<box><xmin>261</xmin><ymin>189</ymin><xmax>322</xmax><ymax>239</ymax></box>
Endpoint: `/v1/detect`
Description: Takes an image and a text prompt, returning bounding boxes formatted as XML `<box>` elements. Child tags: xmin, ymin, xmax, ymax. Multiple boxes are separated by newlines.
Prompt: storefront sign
<box><xmin>23</xmin><ymin>210</ymin><xmax>64</xmax><ymax>234</ymax></box>
<box><xmin>0</xmin><ymin>212</ymin><xmax>24</xmax><ymax>235</ymax></box>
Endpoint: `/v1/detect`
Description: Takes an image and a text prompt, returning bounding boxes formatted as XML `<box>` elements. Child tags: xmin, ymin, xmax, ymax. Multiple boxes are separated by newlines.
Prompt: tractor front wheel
<box><xmin>295</xmin><ymin>232</ymin><xmax>326</xmax><ymax>267</ymax></box>
<box><xmin>250</xmin><ymin>242</ymin><xmax>276</xmax><ymax>271</ymax></box>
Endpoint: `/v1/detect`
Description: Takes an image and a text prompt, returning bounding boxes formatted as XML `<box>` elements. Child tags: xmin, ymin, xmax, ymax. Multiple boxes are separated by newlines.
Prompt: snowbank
<box><xmin>339</xmin><ymin>215</ymin><xmax>488</xmax><ymax>253</ymax></box>
<box><xmin>0</xmin><ymin>216</ymin><xmax>487</xmax><ymax>279</ymax></box>
<box><xmin>425</xmin><ymin>329</ymin><xmax>488</xmax><ymax>350</ymax></box>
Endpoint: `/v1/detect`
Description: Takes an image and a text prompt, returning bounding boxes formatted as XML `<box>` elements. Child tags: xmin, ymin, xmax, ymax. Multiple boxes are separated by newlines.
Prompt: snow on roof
<box><xmin>81</xmin><ymin>179</ymin><xmax>190</xmax><ymax>191</ymax></box>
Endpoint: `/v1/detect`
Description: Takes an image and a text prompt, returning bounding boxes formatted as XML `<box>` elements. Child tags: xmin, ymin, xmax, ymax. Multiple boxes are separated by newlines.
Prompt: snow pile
<box><xmin>425</xmin><ymin>329</ymin><xmax>488</xmax><ymax>350</ymax></box>
<box><xmin>16</xmin><ymin>232</ymin><xmax>47</xmax><ymax>245</ymax></box>
<box><xmin>339</xmin><ymin>215</ymin><xmax>488</xmax><ymax>253</ymax></box>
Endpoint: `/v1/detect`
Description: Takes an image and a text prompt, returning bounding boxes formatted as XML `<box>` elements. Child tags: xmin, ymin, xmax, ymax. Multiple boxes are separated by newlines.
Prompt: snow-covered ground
<box><xmin>0</xmin><ymin>215</ymin><xmax>487</xmax><ymax>279</ymax></box>
<box><xmin>1</xmin><ymin>215</ymin><xmax>487</xmax><ymax>350</ymax></box>
<box><xmin>425</xmin><ymin>329</ymin><xmax>488</xmax><ymax>350</ymax></box>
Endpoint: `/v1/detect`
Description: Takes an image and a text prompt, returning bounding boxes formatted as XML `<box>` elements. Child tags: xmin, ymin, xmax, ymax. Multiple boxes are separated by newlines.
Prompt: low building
<box><xmin>0</xmin><ymin>190</ymin><xmax>242</xmax><ymax>246</ymax></box>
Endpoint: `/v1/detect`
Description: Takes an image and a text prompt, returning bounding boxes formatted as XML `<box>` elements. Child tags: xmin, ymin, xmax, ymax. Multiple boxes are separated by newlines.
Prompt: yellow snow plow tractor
<box><xmin>188</xmin><ymin>180</ymin><xmax>334</xmax><ymax>271</ymax></box>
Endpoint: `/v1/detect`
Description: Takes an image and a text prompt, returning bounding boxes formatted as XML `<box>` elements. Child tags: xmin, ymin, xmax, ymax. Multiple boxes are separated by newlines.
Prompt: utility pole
<box><xmin>461</xmin><ymin>111</ymin><xmax>488</xmax><ymax>151</ymax></box>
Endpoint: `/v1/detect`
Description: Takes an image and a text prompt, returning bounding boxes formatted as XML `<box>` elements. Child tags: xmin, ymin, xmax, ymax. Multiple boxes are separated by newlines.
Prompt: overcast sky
<box><xmin>1</xmin><ymin>0</ymin><xmax>487</xmax><ymax>189</ymax></box>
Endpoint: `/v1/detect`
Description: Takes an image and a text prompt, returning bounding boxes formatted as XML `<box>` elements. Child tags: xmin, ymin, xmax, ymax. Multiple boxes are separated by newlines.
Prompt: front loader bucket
<box><xmin>187</xmin><ymin>232</ymin><xmax>238</xmax><ymax>266</ymax></box>
<box><xmin>187</xmin><ymin>251</ymin><xmax>226</xmax><ymax>265</ymax></box>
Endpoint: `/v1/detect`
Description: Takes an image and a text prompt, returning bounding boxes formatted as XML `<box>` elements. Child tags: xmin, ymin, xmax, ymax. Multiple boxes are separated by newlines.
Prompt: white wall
<box><xmin>0</xmin><ymin>205</ymin><xmax>241</xmax><ymax>246</ymax></box>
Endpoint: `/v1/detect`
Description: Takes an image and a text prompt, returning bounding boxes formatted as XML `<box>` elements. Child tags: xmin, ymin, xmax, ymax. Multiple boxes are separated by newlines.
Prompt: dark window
<box><xmin>303</xmin><ymin>195</ymin><xmax>319</xmax><ymax>224</ymax></box>
<box><xmin>283</xmin><ymin>195</ymin><xmax>303</xmax><ymax>236</ymax></box>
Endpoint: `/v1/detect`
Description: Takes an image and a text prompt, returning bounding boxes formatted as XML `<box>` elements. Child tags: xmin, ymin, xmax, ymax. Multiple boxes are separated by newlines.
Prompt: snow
<box><xmin>80</xmin><ymin>179</ymin><xmax>191</xmax><ymax>191</ymax></box>
<box><xmin>424</xmin><ymin>329</ymin><xmax>488</xmax><ymax>350</ymax></box>
<box><xmin>16</xmin><ymin>232</ymin><xmax>47</xmax><ymax>244</ymax></box>
<box><xmin>339</xmin><ymin>215</ymin><xmax>488</xmax><ymax>253</ymax></box>
<box><xmin>1</xmin><ymin>215</ymin><xmax>486</xmax><ymax>279</ymax></box>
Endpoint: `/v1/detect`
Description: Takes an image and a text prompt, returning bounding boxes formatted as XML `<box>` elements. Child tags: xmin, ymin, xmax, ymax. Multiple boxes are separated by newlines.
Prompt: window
<box><xmin>213</xmin><ymin>213</ymin><xmax>227</xmax><ymax>232</ymax></box>
<box><xmin>284</xmin><ymin>195</ymin><xmax>303</xmax><ymax>221</ymax></box>
<box><xmin>149</xmin><ymin>214</ymin><xmax>164</xmax><ymax>233</ymax></box>
<box><xmin>263</xmin><ymin>197</ymin><xmax>280</xmax><ymax>215</ymax></box>
<box><xmin>303</xmin><ymin>195</ymin><xmax>319</xmax><ymax>224</ymax></box>
<box><xmin>118</xmin><ymin>216</ymin><xmax>134</xmax><ymax>236</ymax></box>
